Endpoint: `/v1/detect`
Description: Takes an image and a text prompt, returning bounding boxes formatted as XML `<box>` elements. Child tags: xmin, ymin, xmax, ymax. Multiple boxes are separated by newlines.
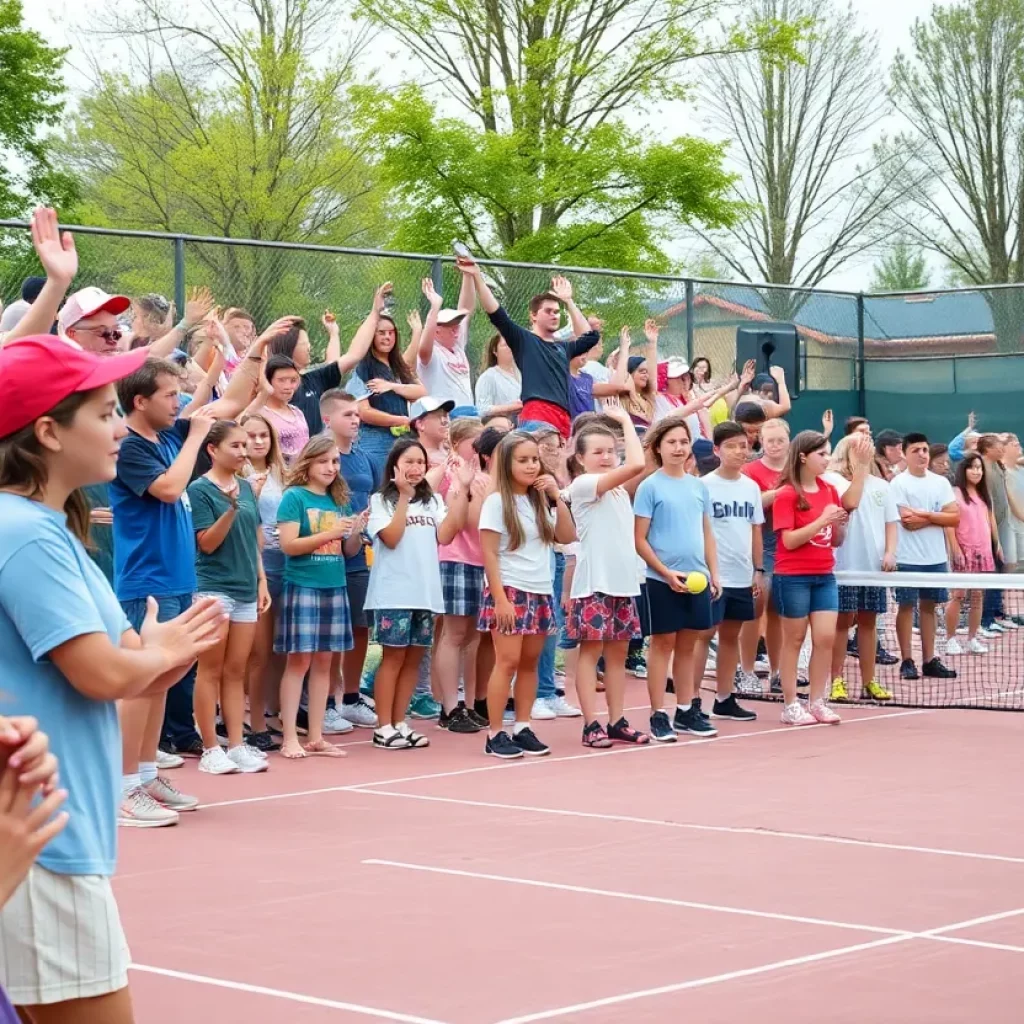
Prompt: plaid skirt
<box><xmin>275</xmin><ymin>583</ymin><xmax>353</xmax><ymax>654</ymax></box>
<box><xmin>440</xmin><ymin>561</ymin><xmax>486</xmax><ymax>618</ymax></box>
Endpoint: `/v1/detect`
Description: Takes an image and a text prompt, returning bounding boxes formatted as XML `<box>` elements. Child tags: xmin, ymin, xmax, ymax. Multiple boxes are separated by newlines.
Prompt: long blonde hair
<box><xmin>492</xmin><ymin>431</ymin><xmax>556</xmax><ymax>551</ymax></box>
<box><xmin>286</xmin><ymin>434</ymin><xmax>349</xmax><ymax>506</ymax></box>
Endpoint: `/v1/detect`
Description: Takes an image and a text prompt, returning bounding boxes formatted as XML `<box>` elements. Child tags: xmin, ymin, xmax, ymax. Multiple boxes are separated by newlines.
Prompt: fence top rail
<box><xmin>0</xmin><ymin>218</ymin><xmax>859</xmax><ymax>296</ymax></box>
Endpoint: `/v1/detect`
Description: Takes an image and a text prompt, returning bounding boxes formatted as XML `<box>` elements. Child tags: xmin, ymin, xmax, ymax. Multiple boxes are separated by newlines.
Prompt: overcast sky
<box><xmin>28</xmin><ymin>0</ymin><xmax>944</xmax><ymax>291</ymax></box>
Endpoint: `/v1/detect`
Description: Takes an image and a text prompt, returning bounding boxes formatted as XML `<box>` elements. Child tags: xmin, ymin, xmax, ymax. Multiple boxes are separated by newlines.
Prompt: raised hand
<box><xmin>769</xmin><ymin>364</ymin><xmax>785</xmax><ymax>382</ymax></box>
<box><xmin>407</xmin><ymin>309</ymin><xmax>422</xmax><ymax>333</ymax></box>
<box><xmin>456</xmin><ymin>454</ymin><xmax>478</xmax><ymax>488</ymax></box>
<box><xmin>187</xmin><ymin>404</ymin><xmax>218</xmax><ymax>439</ymax></box>
<box><xmin>851</xmin><ymin>433</ymin><xmax>874</xmax><ymax>465</ymax></box>
<box><xmin>421</xmin><ymin>277</ymin><xmax>443</xmax><ymax>310</ymax></box>
<box><xmin>601</xmin><ymin>397</ymin><xmax>629</xmax><ymax>423</ymax></box>
<box><xmin>643</xmin><ymin>318</ymin><xmax>660</xmax><ymax>344</ymax></box>
<box><xmin>740</xmin><ymin>359</ymin><xmax>756</xmax><ymax>386</ymax></box>
<box><xmin>550</xmin><ymin>275</ymin><xmax>573</xmax><ymax>303</ymax></box>
<box><xmin>967</xmin><ymin>410</ymin><xmax>977</xmax><ymax>431</ymax></box>
<box><xmin>253</xmin><ymin>315</ymin><xmax>302</xmax><ymax>353</ymax></box>
<box><xmin>454</xmin><ymin>255</ymin><xmax>480</xmax><ymax>277</ymax></box>
<box><xmin>322</xmin><ymin>310</ymin><xmax>338</xmax><ymax>332</ymax></box>
<box><xmin>139</xmin><ymin>596</ymin><xmax>227</xmax><ymax>669</ymax></box>
<box><xmin>374</xmin><ymin>282</ymin><xmax>394</xmax><ymax>311</ymax></box>
<box><xmin>184</xmin><ymin>286</ymin><xmax>215</xmax><ymax>329</ymax></box>
<box><xmin>619</xmin><ymin>325</ymin><xmax>632</xmax><ymax>347</ymax></box>
<box><xmin>822</xmin><ymin>409</ymin><xmax>834</xmax><ymax>437</ymax></box>
<box><xmin>29</xmin><ymin>206</ymin><xmax>77</xmax><ymax>284</ymax></box>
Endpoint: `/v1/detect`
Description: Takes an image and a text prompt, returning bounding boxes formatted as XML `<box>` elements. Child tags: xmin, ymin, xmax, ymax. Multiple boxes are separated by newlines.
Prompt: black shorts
<box><xmin>643</xmin><ymin>577</ymin><xmax>714</xmax><ymax>635</ymax></box>
<box><xmin>346</xmin><ymin>569</ymin><xmax>371</xmax><ymax>630</ymax></box>
<box><xmin>712</xmin><ymin>586</ymin><xmax>756</xmax><ymax>624</ymax></box>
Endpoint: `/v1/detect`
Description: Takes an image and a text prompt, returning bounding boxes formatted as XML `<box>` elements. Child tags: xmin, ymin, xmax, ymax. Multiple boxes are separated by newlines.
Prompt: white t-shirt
<box><xmin>417</xmin><ymin>321</ymin><xmax>473</xmax><ymax>407</ymax></box>
<box><xmin>365</xmin><ymin>493</ymin><xmax>448</xmax><ymax>612</ymax></box>
<box><xmin>653</xmin><ymin>393</ymin><xmax>702</xmax><ymax>439</ymax></box>
<box><xmin>566</xmin><ymin>475</ymin><xmax>640</xmax><ymax>598</ymax></box>
<box><xmin>823</xmin><ymin>473</ymin><xmax>898</xmax><ymax>572</ymax></box>
<box><xmin>888</xmin><ymin>470</ymin><xmax>955</xmax><ymax>566</ymax></box>
<box><xmin>703</xmin><ymin>472</ymin><xmax>764</xmax><ymax>588</ymax></box>
<box><xmin>479</xmin><ymin>492</ymin><xmax>556</xmax><ymax>594</ymax></box>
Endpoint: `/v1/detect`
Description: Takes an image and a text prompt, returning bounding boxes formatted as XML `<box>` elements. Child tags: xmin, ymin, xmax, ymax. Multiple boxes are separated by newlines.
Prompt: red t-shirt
<box><xmin>742</xmin><ymin>459</ymin><xmax>783</xmax><ymax>537</ymax></box>
<box><xmin>772</xmin><ymin>480</ymin><xmax>842</xmax><ymax>576</ymax></box>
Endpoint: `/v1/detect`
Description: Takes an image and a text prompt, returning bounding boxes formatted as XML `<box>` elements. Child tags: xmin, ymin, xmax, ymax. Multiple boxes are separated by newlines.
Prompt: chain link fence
<box><xmin>3</xmin><ymin>220</ymin><xmax>1024</xmax><ymax>438</ymax></box>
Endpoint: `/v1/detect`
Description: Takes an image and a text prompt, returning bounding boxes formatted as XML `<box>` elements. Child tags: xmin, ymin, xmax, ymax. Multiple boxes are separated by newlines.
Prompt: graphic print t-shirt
<box><xmin>704</xmin><ymin>472</ymin><xmax>764</xmax><ymax>588</ymax></box>
<box><xmin>276</xmin><ymin>486</ymin><xmax>350</xmax><ymax>589</ymax></box>
<box><xmin>772</xmin><ymin>480</ymin><xmax>842</xmax><ymax>576</ymax></box>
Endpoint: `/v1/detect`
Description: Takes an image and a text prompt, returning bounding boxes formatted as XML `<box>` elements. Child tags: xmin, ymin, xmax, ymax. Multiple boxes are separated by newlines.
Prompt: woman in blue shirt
<box><xmin>0</xmin><ymin>336</ymin><xmax>224</xmax><ymax>1022</ymax></box>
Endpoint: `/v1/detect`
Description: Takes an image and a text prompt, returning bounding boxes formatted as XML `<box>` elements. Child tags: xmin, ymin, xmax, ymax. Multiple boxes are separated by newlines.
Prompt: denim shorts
<box><xmin>771</xmin><ymin>574</ymin><xmax>839</xmax><ymax>619</ymax></box>
<box><xmin>894</xmin><ymin>562</ymin><xmax>950</xmax><ymax>606</ymax></box>
<box><xmin>197</xmin><ymin>592</ymin><xmax>259</xmax><ymax>624</ymax></box>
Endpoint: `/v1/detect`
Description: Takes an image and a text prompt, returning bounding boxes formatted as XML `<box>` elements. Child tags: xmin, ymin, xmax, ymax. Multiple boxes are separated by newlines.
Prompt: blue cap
<box><xmin>450</xmin><ymin>404</ymin><xmax>479</xmax><ymax>420</ymax></box>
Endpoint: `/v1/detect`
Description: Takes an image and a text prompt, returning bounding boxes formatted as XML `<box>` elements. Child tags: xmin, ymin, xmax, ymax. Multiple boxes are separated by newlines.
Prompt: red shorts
<box><xmin>520</xmin><ymin>400</ymin><xmax>571</xmax><ymax>439</ymax></box>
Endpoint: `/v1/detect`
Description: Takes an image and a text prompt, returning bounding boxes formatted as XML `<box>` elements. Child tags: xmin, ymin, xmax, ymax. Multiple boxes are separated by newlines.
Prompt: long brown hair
<box><xmin>784</xmin><ymin>430</ymin><xmax>829</xmax><ymax>510</ymax></box>
<box><xmin>285</xmin><ymin>434</ymin><xmax>350</xmax><ymax>506</ymax></box>
<box><xmin>643</xmin><ymin>414</ymin><xmax>692</xmax><ymax>467</ymax></box>
<box><xmin>569</xmin><ymin>424</ymin><xmax>617</xmax><ymax>480</ymax></box>
<box><xmin>491</xmin><ymin>430</ymin><xmax>556</xmax><ymax>550</ymax></box>
<box><xmin>0</xmin><ymin>391</ymin><xmax>93</xmax><ymax>545</ymax></box>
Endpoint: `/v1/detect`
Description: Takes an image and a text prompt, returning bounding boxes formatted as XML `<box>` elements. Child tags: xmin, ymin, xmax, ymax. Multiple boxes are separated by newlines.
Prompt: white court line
<box><xmin>202</xmin><ymin>707</ymin><xmax>929</xmax><ymax>810</ymax></box>
<box><xmin>355</xmin><ymin>790</ymin><xmax>1024</xmax><ymax>865</ymax></box>
<box><xmin>366</xmin><ymin>860</ymin><xmax>1024</xmax><ymax>956</ymax></box>
<box><xmin>129</xmin><ymin>964</ymin><xmax>450</xmax><ymax>1024</ymax></box>
<box><xmin>487</xmin><ymin>906</ymin><xmax>1024</xmax><ymax>1023</ymax></box>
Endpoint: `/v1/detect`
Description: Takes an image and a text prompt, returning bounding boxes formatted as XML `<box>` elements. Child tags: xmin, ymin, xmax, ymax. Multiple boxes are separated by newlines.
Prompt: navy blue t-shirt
<box><xmin>339</xmin><ymin>446</ymin><xmax>380</xmax><ymax>573</ymax></box>
<box><xmin>110</xmin><ymin>419</ymin><xmax>197</xmax><ymax>601</ymax></box>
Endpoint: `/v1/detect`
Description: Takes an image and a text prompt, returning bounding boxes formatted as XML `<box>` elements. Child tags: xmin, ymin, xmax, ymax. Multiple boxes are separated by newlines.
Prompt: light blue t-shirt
<box><xmin>0</xmin><ymin>493</ymin><xmax>130</xmax><ymax>877</ymax></box>
<box><xmin>633</xmin><ymin>471</ymin><xmax>710</xmax><ymax>580</ymax></box>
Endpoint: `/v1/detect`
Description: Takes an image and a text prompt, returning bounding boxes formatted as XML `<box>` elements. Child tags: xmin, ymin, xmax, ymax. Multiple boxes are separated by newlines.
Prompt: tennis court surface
<box><xmin>115</xmin><ymin>679</ymin><xmax>1024</xmax><ymax>1023</ymax></box>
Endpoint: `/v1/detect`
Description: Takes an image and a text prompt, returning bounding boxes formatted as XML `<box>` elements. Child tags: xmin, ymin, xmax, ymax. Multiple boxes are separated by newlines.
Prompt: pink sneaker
<box><xmin>809</xmin><ymin>699</ymin><xmax>842</xmax><ymax>725</ymax></box>
<box><xmin>780</xmin><ymin>701</ymin><xmax>816</xmax><ymax>726</ymax></box>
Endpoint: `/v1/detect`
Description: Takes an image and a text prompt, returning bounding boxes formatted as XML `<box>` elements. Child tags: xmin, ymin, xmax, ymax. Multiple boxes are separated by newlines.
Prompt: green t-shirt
<box><xmin>276</xmin><ymin>486</ymin><xmax>350</xmax><ymax>590</ymax></box>
<box><xmin>82</xmin><ymin>482</ymin><xmax>115</xmax><ymax>585</ymax></box>
<box><xmin>187</xmin><ymin>476</ymin><xmax>260</xmax><ymax>601</ymax></box>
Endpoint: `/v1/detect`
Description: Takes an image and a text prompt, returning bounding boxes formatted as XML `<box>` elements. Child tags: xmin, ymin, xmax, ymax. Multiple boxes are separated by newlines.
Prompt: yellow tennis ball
<box><xmin>686</xmin><ymin>571</ymin><xmax>708</xmax><ymax>594</ymax></box>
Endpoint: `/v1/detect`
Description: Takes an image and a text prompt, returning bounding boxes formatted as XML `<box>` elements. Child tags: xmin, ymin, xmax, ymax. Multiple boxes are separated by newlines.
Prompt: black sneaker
<box><xmin>295</xmin><ymin>707</ymin><xmax>309</xmax><ymax>735</ymax></box>
<box><xmin>437</xmin><ymin>707</ymin><xmax>451</xmax><ymax>730</ymax></box>
<box><xmin>673</xmin><ymin>705</ymin><xmax>718</xmax><ymax>737</ymax></box>
<box><xmin>625</xmin><ymin>651</ymin><xmax>648</xmax><ymax>678</ymax></box>
<box><xmin>215</xmin><ymin>721</ymin><xmax>229</xmax><ymax>745</ymax></box>
<box><xmin>169</xmin><ymin>736</ymin><xmax>204</xmax><ymax>758</ymax></box>
<box><xmin>448</xmin><ymin>705</ymin><xmax>484</xmax><ymax>735</ymax></box>
<box><xmin>923</xmin><ymin>657</ymin><xmax>957</xmax><ymax>679</ymax></box>
<box><xmin>649</xmin><ymin>710</ymin><xmax>676</xmax><ymax>743</ymax></box>
<box><xmin>847</xmin><ymin>635</ymin><xmax>859</xmax><ymax>658</ymax></box>
<box><xmin>876</xmin><ymin>642</ymin><xmax>899</xmax><ymax>666</ymax></box>
<box><xmin>692</xmin><ymin>696</ymin><xmax>710</xmax><ymax>722</ymax></box>
<box><xmin>711</xmin><ymin>695</ymin><xmax>757</xmax><ymax>722</ymax></box>
<box><xmin>246</xmin><ymin>730</ymin><xmax>281</xmax><ymax>752</ymax></box>
<box><xmin>797</xmin><ymin>676</ymin><xmax>810</xmax><ymax>691</ymax></box>
<box><xmin>769</xmin><ymin>673</ymin><xmax>782</xmax><ymax>695</ymax></box>
<box><xmin>485</xmin><ymin>731</ymin><xmax>522</xmax><ymax>759</ymax></box>
<box><xmin>511</xmin><ymin>727</ymin><xmax>550</xmax><ymax>756</ymax></box>
<box><xmin>900</xmin><ymin>658</ymin><xmax>919</xmax><ymax>680</ymax></box>
<box><xmin>467</xmin><ymin>706</ymin><xmax>489</xmax><ymax>730</ymax></box>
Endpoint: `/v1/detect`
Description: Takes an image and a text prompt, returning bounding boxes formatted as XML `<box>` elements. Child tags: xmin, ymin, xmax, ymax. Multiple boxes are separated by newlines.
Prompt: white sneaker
<box><xmin>338</xmin><ymin>697</ymin><xmax>378</xmax><ymax>728</ymax></box>
<box><xmin>978</xmin><ymin>627</ymin><xmax>999</xmax><ymax>639</ymax></box>
<box><xmin>119</xmin><ymin>786</ymin><xmax>179</xmax><ymax>827</ymax></box>
<box><xmin>780</xmin><ymin>701</ymin><xmax>816</xmax><ymax>727</ymax></box>
<box><xmin>969</xmin><ymin>637</ymin><xmax>989</xmax><ymax>654</ymax></box>
<box><xmin>809</xmin><ymin>699</ymin><xmax>842</xmax><ymax>725</ymax></box>
<box><xmin>531</xmin><ymin>699</ymin><xmax>557</xmax><ymax>720</ymax></box>
<box><xmin>998</xmin><ymin>618</ymin><xmax>1019</xmax><ymax>630</ymax></box>
<box><xmin>322</xmin><ymin>706</ymin><xmax>355</xmax><ymax>735</ymax></box>
<box><xmin>199</xmin><ymin>747</ymin><xmax>240</xmax><ymax>775</ymax></box>
<box><xmin>545</xmin><ymin>695</ymin><xmax>582</xmax><ymax>718</ymax></box>
<box><xmin>987</xmin><ymin>622</ymin><xmax>1008</xmax><ymax>634</ymax></box>
<box><xmin>143</xmin><ymin>776</ymin><xmax>199</xmax><ymax>811</ymax></box>
<box><xmin>734</xmin><ymin>668</ymin><xmax>762</xmax><ymax>695</ymax></box>
<box><xmin>944</xmin><ymin>637</ymin><xmax>963</xmax><ymax>656</ymax></box>
<box><xmin>754</xmin><ymin>655</ymin><xmax>770</xmax><ymax>676</ymax></box>
<box><xmin>156</xmin><ymin>749</ymin><xmax>184</xmax><ymax>770</ymax></box>
<box><xmin>227</xmin><ymin>745</ymin><xmax>269</xmax><ymax>773</ymax></box>
<box><xmin>245</xmin><ymin>743</ymin><xmax>269</xmax><ymax>760</ymax></box>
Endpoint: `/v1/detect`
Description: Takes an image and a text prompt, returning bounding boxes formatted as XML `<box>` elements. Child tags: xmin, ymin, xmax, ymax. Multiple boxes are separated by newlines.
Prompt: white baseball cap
<box><xmin>409</xmin><ymin>396</ymin><xmax>456</xmax><ymax>422</ymax></box>
<box><xmin>58</xmin><ymin>287</ymin><xmax>131</xmax><ymax>334</ymax></box>
<box><xmin>437</xmin><ymin>308</ymin><xmax>468</xmax><ymax>326</ymax></box>
<box><xmin>665</xmin><ymin>357</ymin><xmax>691</xmax><ymax>378</ymax></box>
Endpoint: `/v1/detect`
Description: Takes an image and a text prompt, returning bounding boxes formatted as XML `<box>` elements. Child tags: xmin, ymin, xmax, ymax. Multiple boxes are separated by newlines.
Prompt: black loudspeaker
<box><xmin>735</xmin><ymin>322</ymin><xmax>800</xmax><ymax>395</ymax></box>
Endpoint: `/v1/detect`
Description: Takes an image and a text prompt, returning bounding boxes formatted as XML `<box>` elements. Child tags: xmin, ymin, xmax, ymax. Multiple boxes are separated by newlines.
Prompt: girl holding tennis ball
<box><xmin>772</xmin><ymin>430</ymin><xmax>872</xmax><ymax>725</ymax></box>
<box><xmin>634</xmin><ymin>417</ymin><xmax>722</xmax><ymax>742</ymax></box>
<box><xmin>565</xmin><ymin>401</ymin><xmax>650</xmax><ymax>747</ymax></box>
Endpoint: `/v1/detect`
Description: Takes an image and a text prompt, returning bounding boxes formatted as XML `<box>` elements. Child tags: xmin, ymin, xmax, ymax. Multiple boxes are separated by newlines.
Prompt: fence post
<box><xmin>430</xmin><ymin>257</ymin><xmax>443</xmax><ymax>297</ymax></box>
<box><xmin>685</xmin><ymin>279</ymin><xmax>695</xmax><ymax>364</ymax></box>
<box><xmin>856</xmin><ymin>292</ymin><xmax>866</xmax><ymax>416</ymax></box>
<box><xmin>173</xmin><ymin>237</ymin><xmax>186</xmax><ymax>322</ymax></box>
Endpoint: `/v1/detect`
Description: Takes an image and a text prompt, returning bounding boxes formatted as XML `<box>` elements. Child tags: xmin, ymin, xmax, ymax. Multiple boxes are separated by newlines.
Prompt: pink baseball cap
<box><xmin>58</xmin><ymin>287</ymin><xmax>131</xmax><ymax>333</ymax></box>
<box><xmin>0</xmin><ymin>335</ymin><xmax>148</xmax><ymax>438</ymax></box>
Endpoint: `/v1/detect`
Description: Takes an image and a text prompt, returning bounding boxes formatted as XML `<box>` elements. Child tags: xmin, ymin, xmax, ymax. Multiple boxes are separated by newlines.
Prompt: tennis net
<box><xmin>736</xmin><ymin>570</ymin><xmax>1024</xmax><ymax>712</ymax></box>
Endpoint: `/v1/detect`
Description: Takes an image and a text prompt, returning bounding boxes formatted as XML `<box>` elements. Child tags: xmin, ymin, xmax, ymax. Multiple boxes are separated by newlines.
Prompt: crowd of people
<box><xmin>1</xmin><ymin>206</ymin><xmax>1024</xmax><ymax>1021</ymax></box>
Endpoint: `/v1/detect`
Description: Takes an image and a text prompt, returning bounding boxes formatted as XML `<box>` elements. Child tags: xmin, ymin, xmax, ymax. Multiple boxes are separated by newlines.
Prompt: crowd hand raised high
<box><xmin>421</xmin><ymin>277</ymin><xmax>443</xmax><ymax>309</ymax></box>
<box><xmin>549</xmin><ymin>276</ymin><xmax>573</xmax><ymax>303</ymax></box>
<box><xmin>407</xmin><ymin>309</ymin><xmax>422</xmax><ymax>333</ymax></box>
<box><xmin>184</xmin><ymin>286</ymin><xmax>215</xmax><ymax>329</ymax></box>
<box><xmin>140</xmin><ymin>596</ymin><xmax>227</xmax><ymax>670</ymax></box>
<box><xmin>850</xmin><ymin>433</ymin><xmax>874</xmax><ymax>465</ymax></box>
<box><xmin>643</xmin><ymin>318</ymin><xmax>659</xmax><ymax>343</ymax></box>
<box><xmin>322</xmin><ymin>310</ymin><xmax>338</xmax><ymax>332</ymax></box>
<box><xmin>769</xmin><ymin>365</ymin><xmax>786</xmax><ymax>382</ymax></box>
<box><xmin>601</xmin><ymin>397</ymin><xmax>629</xmax><ymax>423</ymax></box>
<box><xmin>30</xmin><ymin>207</ymin><xmax>78</xmax><ymax>284</ymax></box>
<box><xmin>253</xmin><ymin>315</ymin><xmax>302</xmax><ymax>353</ymax></box>
<box><xmin>740</xmin><ymin>359</ymin><xmax>756</xmax><ymax>387</ymax></box>
<box><xmin>821</xmin><ymin>409</ymin><xmax>834</xmax><ymax>436</ymax></box>
<box><xmin>374</xmin><ymin>282</ymin><xmax>394</xmax><ymax>312</ymax></box>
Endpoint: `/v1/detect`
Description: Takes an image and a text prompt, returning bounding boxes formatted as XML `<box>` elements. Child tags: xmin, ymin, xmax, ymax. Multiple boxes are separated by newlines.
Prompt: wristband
<box><xmin>754</xmin><ymin>567</ymin><xmax>765</xmax><ymax>573</ymax></box>
<box><xmin>176</xmin><ymin>319</ymin><xmax>189</xmax><ymax>332</ymax></box>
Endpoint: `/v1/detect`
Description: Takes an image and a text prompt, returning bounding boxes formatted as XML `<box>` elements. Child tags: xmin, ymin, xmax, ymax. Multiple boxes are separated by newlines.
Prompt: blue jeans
<box><xmin>121</xmin><ymin>593</ymin><xmax>201</xmax><ymax>748</ymax></box>
<box><xmin>982</xmin><ymin>588</ymin><xmax>1004</xmax><ymax>628</ymax></box>
<box><xmin>771</xmin><ymin>574</ymin><xmax>839</xmax><ymax>619</ymax></box>
<box><xmin>537</xmin><ymin>552</ymin><xmax>565</xmax><ymax>699</ymax></box>
<box><xmin>356</xmin><ymin>426</ymin><xmax>397</xmax><ymax>478</ymax></box>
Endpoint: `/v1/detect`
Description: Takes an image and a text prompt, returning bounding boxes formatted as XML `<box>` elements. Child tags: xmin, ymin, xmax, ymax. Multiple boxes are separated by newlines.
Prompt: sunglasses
<box><xmin>74</xmin><ymin>325</ymin><xmax>123</xmax><ymax>343</ymax></box>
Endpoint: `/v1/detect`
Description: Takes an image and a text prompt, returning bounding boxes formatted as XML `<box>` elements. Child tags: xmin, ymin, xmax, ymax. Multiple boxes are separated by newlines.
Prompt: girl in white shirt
<box><xmin>478</xmin><ymin>431</ymin><xmax>576</xmax><ymax>759</ymax></box>
<box><xmin>365</xmin><ymin>437</ymin><xmax>472</xmax><ymax>750</ymax></box>
<box><xmin>565</xmin><ymin>403</ymin><xmax>649</xmax><ymax>747</ymax></box>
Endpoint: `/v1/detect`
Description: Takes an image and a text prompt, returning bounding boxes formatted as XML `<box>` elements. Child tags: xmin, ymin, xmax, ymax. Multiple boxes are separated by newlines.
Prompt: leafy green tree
<box><xmin>0</xmin><ymin>0</ymin><xmax>77</xmax><ymax>215</ymax></box>
<box><xmin>870</xmin><ymin>238</ymin><xmax>931</xmax><ymax>292</ymax></box>
<box><xmin>352</xmin><ymin>0</ymin><xmax>804</xmax><ymax>272</ymax></box>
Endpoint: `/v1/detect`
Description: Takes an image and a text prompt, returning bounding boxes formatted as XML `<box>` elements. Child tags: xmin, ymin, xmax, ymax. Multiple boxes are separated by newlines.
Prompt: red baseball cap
<box><xmin>0</xmin><ymin>335</ymin><xmax>149</xmax><ymax>438</ymax></box>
